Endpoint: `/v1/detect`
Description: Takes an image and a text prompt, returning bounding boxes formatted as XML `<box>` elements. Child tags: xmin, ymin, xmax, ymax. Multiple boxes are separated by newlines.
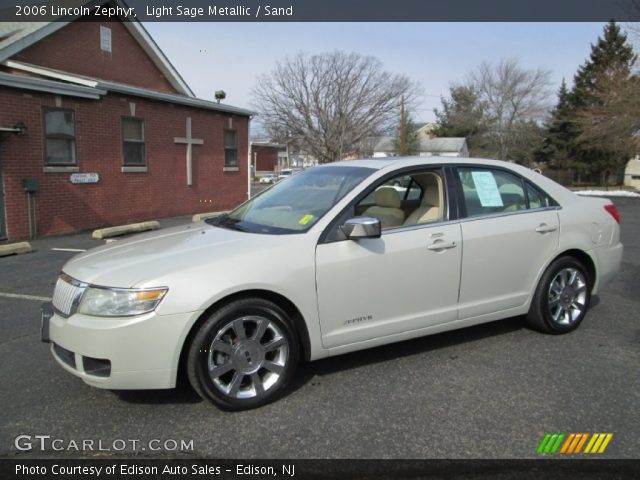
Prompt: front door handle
<box><xmin>427</xmin><ymin>240</ymin><xmax>457</xmax><ymax>251</ymax></box>
<box><xmin>535</xmin><ymin>223</ymin><xmax>557</xmax><ymax>234</ymax></box>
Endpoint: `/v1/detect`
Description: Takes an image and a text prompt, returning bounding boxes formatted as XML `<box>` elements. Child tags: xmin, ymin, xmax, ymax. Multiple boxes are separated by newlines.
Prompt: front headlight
<box><xmin>77</xmin><ymin>287</ymin><xmax>168</xmax><ymax>317</ymax></box>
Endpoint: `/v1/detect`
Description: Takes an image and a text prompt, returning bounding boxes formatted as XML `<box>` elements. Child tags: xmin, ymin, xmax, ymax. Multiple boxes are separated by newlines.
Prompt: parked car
<box><xmin>42</xmin><ymin>157</ymin><xmax>623</xmax><ymax>410</ymax></box>
<box><xmin>277</xmin><ymin>168</ymin><xmax>294</xmax><ymax>181</ymax></box>
<box><xmin>259</xmin><ymin>174</ymin><xmax>277</xmax><ymax>184</ymax></box>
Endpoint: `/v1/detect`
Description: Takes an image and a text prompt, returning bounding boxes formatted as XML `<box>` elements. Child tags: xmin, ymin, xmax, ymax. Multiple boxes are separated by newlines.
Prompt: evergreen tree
<box><xmin>538</xmin><ymin>79</ymin><xmax>578</xmax><ymax>170</ymax></box>
<box><xmin>570</xmin><ymin>21</ymin><xmax>637</xmax><ymax>184</ymax></box>
<box><xmin>572</xmin><ymin>21</ymin><xmax>636</xmax><ymax>107</ymax></box>
<box><xmin>433</xmin><ymin>85</ymin><xmax>489</xmax><ymax>156</ymax></box>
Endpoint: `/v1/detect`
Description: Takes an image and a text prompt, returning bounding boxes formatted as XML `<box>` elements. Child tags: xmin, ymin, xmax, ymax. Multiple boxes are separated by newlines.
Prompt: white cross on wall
<box><xmin>174</xmin><ymin>117</ymin><xmax>204</xmax><ymax>186</ymax></box>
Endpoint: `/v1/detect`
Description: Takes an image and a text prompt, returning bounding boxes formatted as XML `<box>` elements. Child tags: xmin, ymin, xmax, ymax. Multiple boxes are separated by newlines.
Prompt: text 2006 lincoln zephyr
<box><xmin>42</xmin><ymin>157</ymin><xmax>622</xmax><ymax>410</ymax></box>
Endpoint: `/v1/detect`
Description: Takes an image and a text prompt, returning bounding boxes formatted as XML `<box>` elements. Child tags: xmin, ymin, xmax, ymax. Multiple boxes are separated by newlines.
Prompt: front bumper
<box><xmin>44</xmin><ymin>304</ymin><xmax>202</xmax><ymax>390</ymax></box>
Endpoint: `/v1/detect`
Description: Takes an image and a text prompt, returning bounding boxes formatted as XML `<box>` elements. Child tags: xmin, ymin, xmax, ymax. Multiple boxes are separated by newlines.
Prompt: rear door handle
<box><xmin>427</xmin><ymin>241</ymin><xmax>457</xmax><ymax>251</ymax></box>
<box><xmin>535</xmin><ymin>223</ymin><xmax>557</xmax><ymax>234</ymax></box>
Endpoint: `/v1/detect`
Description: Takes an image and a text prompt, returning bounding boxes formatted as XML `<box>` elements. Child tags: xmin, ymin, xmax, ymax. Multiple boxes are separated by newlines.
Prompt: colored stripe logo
<box><xmin>537</xmin><ymin>433</ymin><xmax>613</xmax><ymax>455</ymax></box>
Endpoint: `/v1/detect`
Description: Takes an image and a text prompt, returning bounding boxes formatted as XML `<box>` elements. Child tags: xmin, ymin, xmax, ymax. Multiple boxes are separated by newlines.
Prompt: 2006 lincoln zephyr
<box><xmin>42</xmin><ymin>157</ymin><xmax>623</xmax><ymax>410</ymax></box>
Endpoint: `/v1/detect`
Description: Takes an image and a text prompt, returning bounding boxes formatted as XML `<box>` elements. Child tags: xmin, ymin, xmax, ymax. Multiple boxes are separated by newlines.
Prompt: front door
<box><xmin>316</xmin><ymin>223</ymin><xmax>463</xmax><ymax>349</ymax></box>
<box><xmin>315</xmin><ymin>166</ymin><xmax>462</xmax><ymax>350</ymax></box>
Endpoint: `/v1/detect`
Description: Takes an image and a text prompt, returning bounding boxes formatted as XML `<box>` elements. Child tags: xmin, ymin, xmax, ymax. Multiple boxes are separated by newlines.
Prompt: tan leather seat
<box><xmin>363</xmin><ymin>186</ymin><xmax>404</xmax><ymax>229</ymax></box>
<box><xmin>404</xmin><ymin>173</ymin><xmax>443</xmax><ymax>226</ymax></box>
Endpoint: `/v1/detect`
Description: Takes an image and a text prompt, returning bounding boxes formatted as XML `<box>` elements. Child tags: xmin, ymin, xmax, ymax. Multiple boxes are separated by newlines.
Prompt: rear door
<box><xmin>455</xmin><ymin>166</ymin><xmax>560</xmax><ymax>319</ymax></box>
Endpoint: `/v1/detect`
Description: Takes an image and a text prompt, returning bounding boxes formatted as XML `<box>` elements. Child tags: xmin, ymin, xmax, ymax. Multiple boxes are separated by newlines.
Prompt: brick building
<box><xmin>0</xmin><ymin>13</ymin><xmax>251</xmax><ymax>242</ymax></box>
<box><xmin>250</xmin><ymin>142</ymin><xmax>288</xmax><ymax>175</ymax></box>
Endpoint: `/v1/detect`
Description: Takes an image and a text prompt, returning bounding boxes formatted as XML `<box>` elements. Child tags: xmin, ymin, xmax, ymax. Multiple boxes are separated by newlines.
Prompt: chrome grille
<box><xmin>52</xmin><ymin>275</ymin><xmax>84</xmax><ymax>317</ymax></box>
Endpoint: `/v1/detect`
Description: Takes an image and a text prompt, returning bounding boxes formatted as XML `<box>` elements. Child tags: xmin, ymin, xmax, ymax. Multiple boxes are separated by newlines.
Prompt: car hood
<box><xmin>63</xmin><ymin>223</ymin><xmax>255</xmax><ymax>288</ymax></box>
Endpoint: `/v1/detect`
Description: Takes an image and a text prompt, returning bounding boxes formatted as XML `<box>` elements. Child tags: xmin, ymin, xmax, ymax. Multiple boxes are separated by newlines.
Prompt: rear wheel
<box><xmin>526</xmin><ymin>256</ymin><xmax>591</xmax><ymax>334</ymax></box>
<box><xmin>187</xmin><ymin>298</ymin><xmax>299</xmax><ymax>410</ymax></box>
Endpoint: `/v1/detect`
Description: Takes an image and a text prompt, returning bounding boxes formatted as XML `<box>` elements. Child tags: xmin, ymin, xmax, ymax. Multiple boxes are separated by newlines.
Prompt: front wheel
<box><xmin>187</xmin><ymin>298</ymin><xmax>299</xmax><ymax>410</ymax></box>
<box><xmin>526</xmin><ymin>256</ymin><xmax>592</xmax><ymax>334</ymax></box>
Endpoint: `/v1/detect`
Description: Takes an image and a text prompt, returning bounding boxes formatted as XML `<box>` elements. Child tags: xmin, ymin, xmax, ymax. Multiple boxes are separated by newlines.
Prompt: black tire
<box><xmin>187</xmin><ymin>297</ymin><xmax>299</xmax><ymax>410</ymax></box>
<box><xmin>526</xmin><ymin>256</ymin><xmax>592</xmax><ymax>334</ymax></box>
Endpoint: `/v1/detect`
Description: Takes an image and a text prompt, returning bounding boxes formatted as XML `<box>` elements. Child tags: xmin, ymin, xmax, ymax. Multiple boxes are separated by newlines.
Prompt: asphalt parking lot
<box><xmin>1</xmin><ymin>197</ymin><xmax>638</xmax><ymax>459</ymax></box>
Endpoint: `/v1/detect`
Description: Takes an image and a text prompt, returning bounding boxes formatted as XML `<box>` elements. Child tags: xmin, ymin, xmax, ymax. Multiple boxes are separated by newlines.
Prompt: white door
<box><xmin>455</xmin><ymin>167</ymin><xmax>560</xmax><ymax>319</ymax></box>
<box><xmin>316</xmin><ymin>222</ymin><xmax>462</xmax><ymax>349</ymax></box>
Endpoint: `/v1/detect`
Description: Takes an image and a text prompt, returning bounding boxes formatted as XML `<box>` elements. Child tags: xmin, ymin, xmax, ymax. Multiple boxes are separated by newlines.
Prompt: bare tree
<box><xmin>468</xmin><ymin>59</ymin><xmax>552</xmax><ymax>160</ymax></box>
<box><xmin>252</xmin><ymin>51</ymin><xmax>421</xmax><ymax>163</ymax></box>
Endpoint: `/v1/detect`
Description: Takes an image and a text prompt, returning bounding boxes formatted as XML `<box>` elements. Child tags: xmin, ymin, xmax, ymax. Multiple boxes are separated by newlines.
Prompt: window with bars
<box><xmin>44</xmin><ymin>109</ymin><xmax>76</xmax><ymax>165</ymax></box>
<box><xmin>122</xmin><ymin>117</ymin><xmax>145</xmax><ymax>166</ymax></box>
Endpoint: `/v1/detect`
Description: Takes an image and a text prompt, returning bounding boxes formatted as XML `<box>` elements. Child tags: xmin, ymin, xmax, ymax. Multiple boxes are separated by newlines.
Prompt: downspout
<box><xmin>247</xmin><ymin>115</ymin><xmax>253</xmax><ymax>199</ymax></box>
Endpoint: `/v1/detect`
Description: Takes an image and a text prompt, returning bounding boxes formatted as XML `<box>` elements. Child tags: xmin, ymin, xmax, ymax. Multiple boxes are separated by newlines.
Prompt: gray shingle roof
<box><xmin>419</xmin><ymin>137</ymin><xmax>468</xmax><ymax>152</ymax></box>
<box><xmin>374</xmin><ymin>136</ymin><xmax>467</xmax><ymax>153</ymax></box>
<box><xmin>0</xmin><ymin>22</ymin><xmax>51</xmax><ymax>52</ymax></box>
<box><xmin>0</xmin><ymin>1</ymin><xmax>194</xmax><ymax>96</ymax></box>
<box><xmin>0</xmin><ymin>0</ymin><xmax>99</xmax><ymax>54</ymax></box>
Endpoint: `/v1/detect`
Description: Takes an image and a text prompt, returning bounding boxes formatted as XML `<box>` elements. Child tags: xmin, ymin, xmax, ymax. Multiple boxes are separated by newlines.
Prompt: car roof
<box><xmin>328</xmin><ymin>156</ymin><xmax>521</xmax><ymax>171</ymax></box>
<box><xmin>324</xmin><ymin>156</ymin><xmax>577</xmax><ymax>205</ymax></box>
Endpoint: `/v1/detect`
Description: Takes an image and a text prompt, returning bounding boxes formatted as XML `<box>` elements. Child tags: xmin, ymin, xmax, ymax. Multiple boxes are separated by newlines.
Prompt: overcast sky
<box><xmin>144</xmin><ymin>22</ymin><xmax>610</xmax><ymax>124</ymax></box>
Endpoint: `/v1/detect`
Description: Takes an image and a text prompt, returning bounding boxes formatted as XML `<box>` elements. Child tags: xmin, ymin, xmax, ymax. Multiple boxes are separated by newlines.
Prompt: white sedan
<box><xmin>42</xmin><ymin>158</ymin><xmax>623</xmax><ymax>410</ymax></box>
<box><xmin>259</xmin><ymin>174</ymin><xmax>277</xmax><ymax>184</ymax></box>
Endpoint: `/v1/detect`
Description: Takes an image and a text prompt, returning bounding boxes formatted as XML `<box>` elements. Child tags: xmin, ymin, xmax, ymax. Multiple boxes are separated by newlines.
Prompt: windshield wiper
<box><xmin>206</xmin><ymin>214</ymin><xmax>246</xmax><ymax>232</ymax></box>
<box><xmin>205</xmin><ymin>213</ymin><xmax>228</xmax><ymax>225</ymax></box>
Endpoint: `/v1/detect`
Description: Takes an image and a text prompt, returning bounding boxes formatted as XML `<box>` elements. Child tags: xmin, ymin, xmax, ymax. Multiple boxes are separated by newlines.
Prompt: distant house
<box><xmin>0</xmin><ymin>3</ymin><xmax>252</xmax><ymax>242</ymax></box>
<box><xmin>372</xmin><ymin>136</ymin><xmax>469</xmax><ymax>158</ymax></box>
<box><xmin>624</xmin><ymin>156</ymin><xmax>640</xmax><ymax>189</ymax></box>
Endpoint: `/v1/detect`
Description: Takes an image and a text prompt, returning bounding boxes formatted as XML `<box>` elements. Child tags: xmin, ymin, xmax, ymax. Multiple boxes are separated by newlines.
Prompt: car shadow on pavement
<box><xmin>112</xmin><ymin>384</ymin><xmax>203</xmax><ymax>405</ymax></box>
<box><xmin>290</xmin><ymin>315</ymin><xmax>528</xmax><ymax>391</ymax></box>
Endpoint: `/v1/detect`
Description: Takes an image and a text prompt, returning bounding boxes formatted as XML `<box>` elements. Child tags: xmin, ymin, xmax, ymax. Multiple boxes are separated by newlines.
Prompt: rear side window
<box><xmin>458</xmin><ymin>168</ymin><xmax>526</xmax><ymax>217</ymax></box>
<box><xmin>525</xmin><ymin>181</ymin><xmax>552</xmax><ymax>209</ymax></box>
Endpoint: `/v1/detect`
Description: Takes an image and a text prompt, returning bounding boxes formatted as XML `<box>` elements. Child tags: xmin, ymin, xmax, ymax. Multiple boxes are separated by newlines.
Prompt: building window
<box><xmin>100</xmin><ymin>26</ymin><xmax>112</xmax><ymax>52</ymax></box>
<box><xmin>44</xmin><ymin>109</ymin><xmax>76</xmax><ymax>165</ymax></box>
<box><xmin>224</xmin><ymin>129</ymin><xmax>238</xmax><ymax>167</ymax></box>
<box><xmin>122</xmin><ymin>117</ymin><xmax>145</xmax><ymax>166</ymax></box>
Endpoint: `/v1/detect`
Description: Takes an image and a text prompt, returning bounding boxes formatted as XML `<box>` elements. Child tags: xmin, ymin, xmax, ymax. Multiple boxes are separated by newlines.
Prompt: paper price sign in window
<box><xmin>471</xmin><ymin>171</ymin><xmax>503</xmax><ymax>207</ymax></box>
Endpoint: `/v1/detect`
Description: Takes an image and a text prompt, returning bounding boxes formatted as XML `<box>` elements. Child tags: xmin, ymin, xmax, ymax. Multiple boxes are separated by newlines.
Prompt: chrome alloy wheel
<box><xmin>207</xmin><ymin>316</ymin><xmax>289</xmax><ymax>399</ymax></box>
<box><xmin>547</xmin><ymin>267</ymin><xmax>588</xmax><ymax>326</ymax></box>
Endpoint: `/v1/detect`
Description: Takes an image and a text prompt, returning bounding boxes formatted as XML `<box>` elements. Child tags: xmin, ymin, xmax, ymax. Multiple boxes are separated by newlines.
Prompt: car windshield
<box><xmin>208</xmin><ymin>165</ymin><xmax>375</xmax><ymax>234</ymax></box>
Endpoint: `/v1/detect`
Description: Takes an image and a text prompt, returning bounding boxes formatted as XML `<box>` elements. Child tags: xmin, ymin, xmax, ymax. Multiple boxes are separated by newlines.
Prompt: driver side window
<box><xmin>355</xmin><ymin>169</ymin><xmax>445</xmax><ymax>230</ymax></box>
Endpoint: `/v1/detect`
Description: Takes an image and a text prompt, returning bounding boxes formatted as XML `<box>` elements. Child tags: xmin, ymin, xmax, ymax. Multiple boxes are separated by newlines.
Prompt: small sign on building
<box><xmin>70</xmin><ymin>173</ymin><xmax>100</xmax><ymax>184</ymax></box>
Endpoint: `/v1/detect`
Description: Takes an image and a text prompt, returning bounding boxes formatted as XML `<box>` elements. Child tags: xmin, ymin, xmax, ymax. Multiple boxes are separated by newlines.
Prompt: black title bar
<box><xmin>2</xmin><ymin>459</ymin><xmax>640</xmax><ymax>480</ymax></box>
<box><xmin>1</xmin><ymin>0</ymin><xmax>640</xmax><ymax>22</ymax></box>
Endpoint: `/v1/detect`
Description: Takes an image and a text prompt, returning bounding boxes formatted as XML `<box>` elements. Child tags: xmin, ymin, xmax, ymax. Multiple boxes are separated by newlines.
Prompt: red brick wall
<box><xmin>15</xmin><ymin>21</ymin><xmax>178</xmax><ymax>94</ymax></box>
<box><xmin>253</xmin><ymin>145</ymin><xmax>283</xmax><ymax>172</ymax></box>
<box><xmin>0</xmin><ymin>86</ymin><xmax>248</xmax><ymax>241</ymax></box>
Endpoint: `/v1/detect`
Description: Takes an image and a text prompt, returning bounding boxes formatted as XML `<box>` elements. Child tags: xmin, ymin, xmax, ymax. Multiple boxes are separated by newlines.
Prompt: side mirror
<box><xmin>340</xmin><ymin>217</ymin><xmax>381</xmax><ymax>240</ymax></box>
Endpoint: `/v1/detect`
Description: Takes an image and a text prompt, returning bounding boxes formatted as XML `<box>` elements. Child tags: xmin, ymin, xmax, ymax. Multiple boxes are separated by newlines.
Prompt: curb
<box><xmin>92</xmin><ymin>221</ymin><xmax>160</xmax><ymax>239</ymax></box>
<box><xmin>0</xmin><ymin>241</ymin><xmax>32</xmax><ymax>257</ymax></box>
<box><xmin>192</xmin><ymin>211</ymin><xmax>228</xmax><ymax>222</ymax></box>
